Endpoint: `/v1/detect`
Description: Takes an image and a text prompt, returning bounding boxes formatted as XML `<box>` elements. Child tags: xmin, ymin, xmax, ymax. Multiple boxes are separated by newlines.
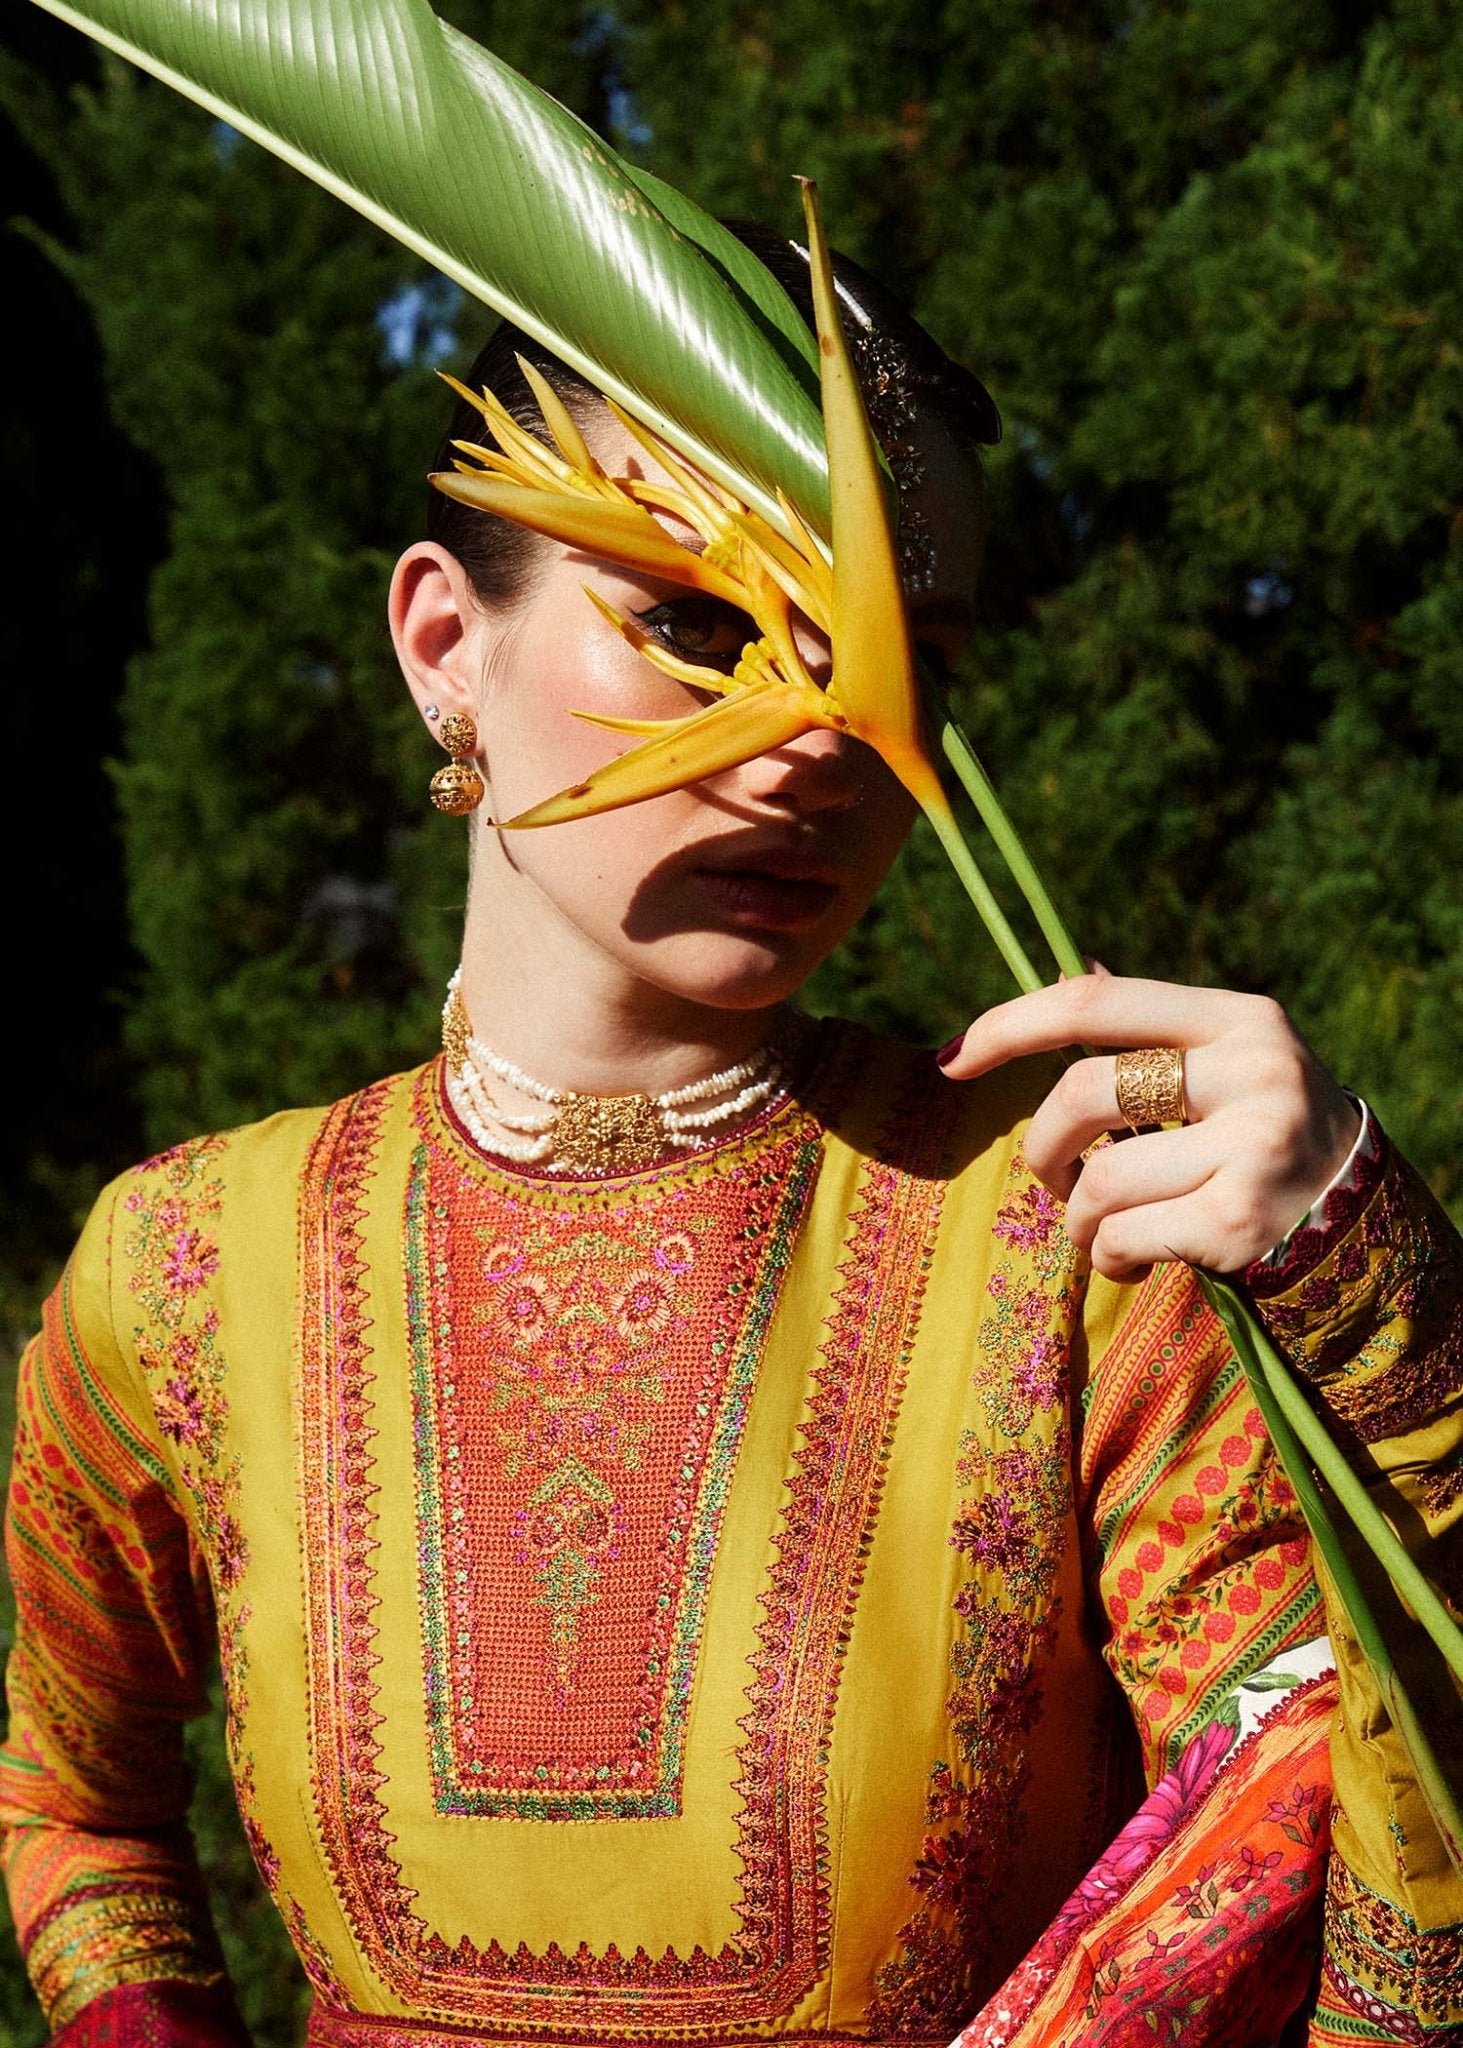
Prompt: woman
<box><xmin>2</xmin><ymin>240</ymin><xmax>1460</xmax><ymax>2048</ymax></box>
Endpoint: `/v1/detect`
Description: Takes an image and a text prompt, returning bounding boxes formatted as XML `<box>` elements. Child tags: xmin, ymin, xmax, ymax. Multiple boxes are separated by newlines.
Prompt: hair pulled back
<box><xmin>426</xmin><ymin>223</ymin><xmax>999</xmax><ymax>609</ymax></box>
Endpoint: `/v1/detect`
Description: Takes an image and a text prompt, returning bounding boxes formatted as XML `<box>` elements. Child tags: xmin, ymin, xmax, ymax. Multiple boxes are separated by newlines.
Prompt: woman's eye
<box><xmin>635</xmin><ymin>598</ymin><xmax>755</xmax><ymax>670</ymax></box>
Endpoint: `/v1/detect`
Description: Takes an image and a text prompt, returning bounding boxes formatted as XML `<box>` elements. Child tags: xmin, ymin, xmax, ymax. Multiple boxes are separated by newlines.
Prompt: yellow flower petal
<box><xmin>569</xmin><ymin>709</ymin><xmax>684</xmax><ymax>736</ymax></box>
<box><xmin>581</xmin><ymin>587</ymin><xmax>735</xmax><ymax>692</ymax></box>
<box><xmin>799</xmin><ymin>178</ymin><xmax>943</xmax><ymax>812</ymax></box>
<box><xmin>428</xmin><ymin>473</ymin><xmax>747</xmax><ymax>601</ymax></box>
<box><xmin>604</xmin><ymin>399</ymin><xmax>739</xmax><ymax>526</ymax></box>
<box><xmin>515</xmin><ymin>354</ymin><xmax>602</xmax><ymax>479</ymax></box>
<box><xmin>724</xmin><ymin>509</ymin><xmax>831</xmax><ymax>635</ymax></box>
<box><xmin>503</xmin><ymin>679</ymin><xmax>836</xmax><ymax>828</ymax></box>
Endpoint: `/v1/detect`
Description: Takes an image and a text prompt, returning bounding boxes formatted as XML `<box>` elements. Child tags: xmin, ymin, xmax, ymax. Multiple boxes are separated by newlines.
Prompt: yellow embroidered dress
<box><xmin>3</xmin><ymin>1025</ymin><xmax>1460</xmax><ymax>2044</ymax></box>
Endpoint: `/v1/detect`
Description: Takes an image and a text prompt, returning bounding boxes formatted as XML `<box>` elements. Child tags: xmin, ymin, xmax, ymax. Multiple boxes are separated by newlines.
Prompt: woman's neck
<box><xmin>454</xmin><ymin>871</ymin><xmax>786</xmax><ymax>1101</ymax></box>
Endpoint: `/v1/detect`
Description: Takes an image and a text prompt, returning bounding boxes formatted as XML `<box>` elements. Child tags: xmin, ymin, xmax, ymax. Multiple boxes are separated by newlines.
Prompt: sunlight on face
<box><xmin>456</xmin><ymin>405</ymin><xmax>984</xmax><ymax>1018</ymax></box>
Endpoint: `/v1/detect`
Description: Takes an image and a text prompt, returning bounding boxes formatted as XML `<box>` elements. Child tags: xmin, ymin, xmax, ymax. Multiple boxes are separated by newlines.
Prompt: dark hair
<box><xmin>426</xmin><ymin>223</ymin><xmax>1000</xmax><ymax>607</ymax></box>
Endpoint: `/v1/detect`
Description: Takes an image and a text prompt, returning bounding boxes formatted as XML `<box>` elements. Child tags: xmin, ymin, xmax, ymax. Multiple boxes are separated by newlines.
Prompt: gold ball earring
<box><xmin>428</xmin><ymin>712</ymin><xmax>487</xmax><ymax>815</ymax></box>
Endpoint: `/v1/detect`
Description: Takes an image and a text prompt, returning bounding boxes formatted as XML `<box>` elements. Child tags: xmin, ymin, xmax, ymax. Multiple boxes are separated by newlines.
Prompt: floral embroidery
<box><xmin>1422</xmin><ymin>1451</ymin><xmax>1463</xmax><ymax>1519</ymax></box>
<box><xmin>867</xmin><ymin>1161</ymin><xmax>1080</xmax><ymax>2033</ymax></box>
<box><xmin>406</xmin><ymin>1112</ymin><xmax>823</xmax><ymax>1819</ymax></box>
<box><xmin>121</xmin><ymin>1138</ymin><xmax>264</xmax><ymax>1893</ymax></box>
<box><xmin>1320</xmin><ymin>1857</ymin><xmax>1463</xmax><ymax>2031</ymax></box>
<box><xmin>285</xmin><ymin>1898</ymin><xmax>348</xmax><ymax>2003</ymax></box>
<box><xmin>229</xmin><ymin>1755</ymin><xmax>280</xmax><ymax>1894</ymax></box>
<box><xmin>123</xmin><ymin>1139</ymin><xmax>241</xmax><ymax>1588</ymax></box>
<box><xmin>1255</xmin><ymin>1145</ymin><xmax>1463</xmax><ymax>1446</ymax></box>
<box><xmin>298</xmin><ymin>1053</ymin><xmax>956</xmax><ymax>2031</ymax></box>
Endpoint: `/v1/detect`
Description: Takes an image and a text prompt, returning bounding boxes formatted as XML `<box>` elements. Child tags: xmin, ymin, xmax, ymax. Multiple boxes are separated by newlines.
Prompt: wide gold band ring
<box><xmin>1114</xmin><ymin>1046</ymin><xmax>1188</xmax><ymax>1131</ymax></box>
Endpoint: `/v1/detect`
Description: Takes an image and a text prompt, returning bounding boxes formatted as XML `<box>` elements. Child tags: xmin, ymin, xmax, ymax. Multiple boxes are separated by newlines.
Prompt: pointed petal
<box><xmin>799</xmin><ymin>179</ymin><xmax>935</xmax><ymax>803</ymax></box>
<box><xmin>428</xmin><ymin>475</ymin><xmax>746</xmax><ymax>599</ymax></box>
<box><xmin>516</xmin><ymin>354</ymin><xmax>603</xmax><ymax>479</ymax></box>
<box><xmin>605</xmin><ymin>399</ymin><xmax>739</xmax><ymax>526</ymax></box>
<box><xmin>620</xmin><ymin>480</ymin><xmax>705</xmax><ymax>526</ymax></box>
<box><xmin>741</xmin><ymin>571</ymin><xmax>812</xmax><ymax>692</ymax></box>
<box><xmin>503</xmin><ymin>680</ymin><xmax>831</xmax><ymax>827</ymax></box>
<box><xmin>581</xmin><ymin>587</ymin><xmax>734</xmax><ymax>691</ymax></box>
<box><xmin>450</xmin><ymin>441</ymin><xmax>528</xmax><ymax>476</ymax></box>
<box><xmin>569</xmin><ymin>710</ymin><xmax>684</xmax><ymax>736</ymax></box>
<box><xmin>725</xmin><ymin>510</ymin><xmax>831</xmax><ymax>633</ymax></box>
<box><xmin>776</xmin><ymin>487</ymin><xmax>832</xmax><ymax>575</ymax></box>
<box><xmin>440</xmin><ymin>372</ymin><xmax>565</xmax><ymax>482</ymax></box>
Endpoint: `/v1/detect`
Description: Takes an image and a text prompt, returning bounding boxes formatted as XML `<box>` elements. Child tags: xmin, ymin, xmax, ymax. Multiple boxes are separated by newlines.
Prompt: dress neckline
<box><xmin>423</xmin><ymin>1013</ymin><xmax>852</xmax><ymax>1195</ymax></box>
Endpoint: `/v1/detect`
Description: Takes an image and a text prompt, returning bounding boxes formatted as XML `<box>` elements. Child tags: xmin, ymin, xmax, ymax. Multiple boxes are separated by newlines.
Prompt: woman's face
<box><xmin>403</xmin><ymin>402</ymin><xmax>984</xmax><ymax>1019</ymax></box>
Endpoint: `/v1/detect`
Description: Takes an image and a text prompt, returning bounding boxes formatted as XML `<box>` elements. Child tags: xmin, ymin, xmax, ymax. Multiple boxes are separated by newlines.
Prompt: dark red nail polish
<box><xmin>936</xmin><ymin>1034</ymin><xmax>965</xmax><ymax>1069</ymax></box>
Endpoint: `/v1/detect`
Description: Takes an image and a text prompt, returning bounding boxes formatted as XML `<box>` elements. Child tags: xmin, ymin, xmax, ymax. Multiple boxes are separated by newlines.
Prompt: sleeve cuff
<box><xmin>50</xmin><ymin>1979</ymin><xmax>248</xmax><ymax>2046</ymax></box>
<box><xmin>1246</xmin><ymin>1095</ymin><xmax>1383</xmax><ymax>1298</ymax></box>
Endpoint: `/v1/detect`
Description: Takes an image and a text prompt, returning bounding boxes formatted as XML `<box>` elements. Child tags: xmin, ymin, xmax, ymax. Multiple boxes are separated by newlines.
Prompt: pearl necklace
<box><xmin>441</xmin><ymin>971</ymin><xmax>788</xmax><ymax>1175</ymax></box>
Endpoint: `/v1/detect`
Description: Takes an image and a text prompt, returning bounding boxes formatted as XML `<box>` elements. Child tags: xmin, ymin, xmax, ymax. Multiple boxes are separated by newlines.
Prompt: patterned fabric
<box><xmin>1079</xmin><ymin>1258</ymin><xmax>1322</xmax><ymax>1785</ymax></box>
<box><xmin>402</xmin><ymin>1086</ymin><xmax>826</xmax><ymax>1817</ymax></box>
<box><xmin>0</xmin><ymin>1149</ymin><xmax>228</xmax><ymax>2029</ymax></box>
<box><xmin>50</xmin><ymin>1979</ymin><xmax>248</xmax><ymax>2045</ymax></box>
<box><xmin>294</xmin><ymin>1052</ymin><xmax>959</xmax><ymax>2028</ymax></box>
<box><xmin>2</xmin><ymin>1025</ymin><xmax>1460</xmax><ymax>2045</ymax></box>
<box><xmin>954</xmin><ymin>1647</ymin><xmax>1336</xmax><ymax>2047</ymax></box>
<box><xmin>1311</xmin><ymin>1855</ymin><xmax>1463</xmax><ymax>2042</ymax></box>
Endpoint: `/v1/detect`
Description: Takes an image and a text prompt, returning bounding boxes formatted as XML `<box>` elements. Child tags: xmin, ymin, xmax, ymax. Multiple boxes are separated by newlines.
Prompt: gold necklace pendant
<box><xmin>552</xmin><ymin>1092</ymin><xmax>665</xmax><ymax>1175</ymax></box>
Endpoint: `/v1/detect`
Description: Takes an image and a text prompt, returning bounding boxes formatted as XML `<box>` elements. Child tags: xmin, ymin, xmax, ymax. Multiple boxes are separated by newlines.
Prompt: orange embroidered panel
<box><xmin>296</xmin><ymin>1057</ymin><xmax>957</xmax><ymax>2030</ymax></box>
<box><xmin>405</xmin><ymin>1082</ymin><xmax>826</xmax><ymax>1820</ymax></box>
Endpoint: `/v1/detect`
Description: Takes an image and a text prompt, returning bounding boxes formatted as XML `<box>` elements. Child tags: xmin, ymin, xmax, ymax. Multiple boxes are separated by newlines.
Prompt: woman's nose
<box><xmin>735</xmin><ymin>723</ymin><xmax>864</xmax><ymax>815</ymax></box>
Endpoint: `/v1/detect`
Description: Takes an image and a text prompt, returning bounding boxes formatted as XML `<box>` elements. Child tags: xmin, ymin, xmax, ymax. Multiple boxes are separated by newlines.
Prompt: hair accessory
<box><xmin>1114</xmin><ymin>1046</ymin><xmax>1188</xmax><ymax>1132</ymax></box>
<box><xmin>429</xmin><ymin>712</ymin><xmax>487</xmax><ymax>815</ymax></box>
<box><xmin>441</xmin><ymin>971</ymin><xmax>789</xmax><ymax>1175</ymax></box>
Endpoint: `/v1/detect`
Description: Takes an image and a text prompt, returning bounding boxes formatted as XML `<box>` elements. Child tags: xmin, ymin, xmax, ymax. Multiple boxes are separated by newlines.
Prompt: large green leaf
<box><xmin>33</xmin><ymin>0</ymin><xmax>830</xmax><ymax>536</ymax></box>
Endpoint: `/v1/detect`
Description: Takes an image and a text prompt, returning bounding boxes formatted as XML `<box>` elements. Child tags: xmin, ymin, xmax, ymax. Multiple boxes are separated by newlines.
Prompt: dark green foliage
<box><xmin>4</xmin><ymin>2</ymin><xmax>612</xmax><ymax>1154</ymax></box>
<box><xmin>1</xmin><ymin>0</ymin><xmax>1460</xmax><ymax>2039</ymax></box>
<box><xmin>623</xmin><ymin>0</ymin><xmax>1463</xmax><ymax>1202</ymax></box>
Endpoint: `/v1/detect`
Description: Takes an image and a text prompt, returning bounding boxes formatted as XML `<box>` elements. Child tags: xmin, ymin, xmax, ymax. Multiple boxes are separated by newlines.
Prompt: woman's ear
<box><xmin>388</xmin><ymin>541</ymin><xmax>490</xmax><ymax>727</ymax></box>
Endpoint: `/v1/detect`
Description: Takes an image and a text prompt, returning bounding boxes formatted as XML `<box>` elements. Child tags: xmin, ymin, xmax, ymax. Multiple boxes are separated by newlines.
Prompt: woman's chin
<box><xmin>632</xmin><ymin>926</ymin><xmax>832</xmax><ymax>1014</ymax></box>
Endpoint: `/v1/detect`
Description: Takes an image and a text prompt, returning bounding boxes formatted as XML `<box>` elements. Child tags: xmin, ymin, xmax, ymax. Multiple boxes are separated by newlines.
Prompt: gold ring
<box><xmin>1114</xmin><ymin>1046</ymin><xmax>1187</xmax><ymax>1131</ymax></box>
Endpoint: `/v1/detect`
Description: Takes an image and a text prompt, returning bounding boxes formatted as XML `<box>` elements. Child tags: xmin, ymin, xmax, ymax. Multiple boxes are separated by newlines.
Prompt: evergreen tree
<box><xmin>619</xmin><ymin>0</ymin><xmax>1463</xmax><ymax>1202</ymax></box>
<box><xmin>4</xmin><ymin>2</ymin><xmax>610</xmax><ymax>1157</ymax></box>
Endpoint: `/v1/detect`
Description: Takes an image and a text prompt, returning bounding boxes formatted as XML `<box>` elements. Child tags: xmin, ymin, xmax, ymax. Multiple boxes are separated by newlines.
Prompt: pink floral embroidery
<box><xmin>161</xmin><ymin>1228</ymin><xmax>220</xmax><ymax>1295</ymax></box>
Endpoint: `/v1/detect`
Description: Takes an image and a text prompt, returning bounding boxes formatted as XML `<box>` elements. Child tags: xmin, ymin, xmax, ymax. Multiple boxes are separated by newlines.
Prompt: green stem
<box><xmin>919</xmin><ymin>795</ymin><xmax>1045</xmax><ymax>994</ymax></box>
<box><xmin>1207</xmin><ymin>1274</ymin><xmax>1463</xmax><ymax>1683</ymax></box>
<box><xmin>1203</xmin><ymin>1271</ymin><xmax>1463</xmax><ymax>1864</ymax></box>
<box><xmin>940</xmin><ymin>716</ymin><xmax>1087</xmax><ymax>982</ymax></box>
<box><xmin>917</xmin><ymin>686</ymin><xmax>1463</xmax><ymax>1862</ymax></box>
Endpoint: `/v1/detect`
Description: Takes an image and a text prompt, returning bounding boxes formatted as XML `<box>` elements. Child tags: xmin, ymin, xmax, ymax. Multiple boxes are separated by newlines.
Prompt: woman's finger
<box><xmin>1087</xmin><ymin>1178</ymin><xmax>1291</xmax><ymax>1281</ymax></box>
<box><xmin>1022</xmin><ymin>1048</ymin><xmax>1245</xmax><ymax>1194</ymax></box>
<box><xmin>1061</xmin><ymin>1126</ymin><xmax>1220</xmax><ymax>1253</ymax></box>
<box><xmin>940</xmin><ymin>976</ymin><xmax>1270</xmax><ymax>1079</ymax></box>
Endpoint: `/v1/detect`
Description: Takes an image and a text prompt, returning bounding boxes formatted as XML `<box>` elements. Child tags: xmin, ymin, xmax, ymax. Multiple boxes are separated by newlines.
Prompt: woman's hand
<box><xmin>938</xmin><ymin>970</ymin><xmax>1362</xmax><ymax>1281</ymax></box>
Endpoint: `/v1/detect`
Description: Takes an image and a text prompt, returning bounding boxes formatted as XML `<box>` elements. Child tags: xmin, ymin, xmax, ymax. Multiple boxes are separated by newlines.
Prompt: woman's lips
<box><xmin>691</xmin><ymin>866</ymin><xmax>840</xmax><ymax>931</ymax></box>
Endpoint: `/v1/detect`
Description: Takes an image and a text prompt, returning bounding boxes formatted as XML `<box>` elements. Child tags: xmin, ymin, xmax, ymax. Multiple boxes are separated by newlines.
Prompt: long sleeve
<box><xmin>1045</xmin><ymin>1128</ymin><xmax>1462</xmax><ymax>2043</ymax></box>
<box><xmin>957</xmin><ymin>1120</ymin><xmax>1462</xmax><ymax>2048</ymax></box>
<box><xmin>0</xmin><ymin>1183</ymin><xmax>246</xmax><ymax>2041</ymax></box>
<box><xmin>1246</xmin><ymin>1132</ymin><xmax>1463</xmax><ymax>2038</ymax></box>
